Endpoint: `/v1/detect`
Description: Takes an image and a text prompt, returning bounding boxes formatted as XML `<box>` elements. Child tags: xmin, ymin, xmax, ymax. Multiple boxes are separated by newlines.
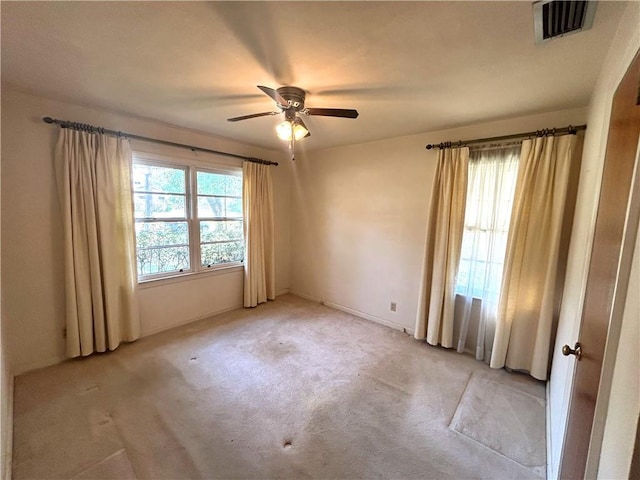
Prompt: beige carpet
<box><xmin>12</xmin><ymin>294</ymin><xmax>546</xmax><ymax>479</ymax></box>
<box><xmin>450</xmin><ymin>372</ymin><xmax>546</xmax><ymax>476</ymax></box>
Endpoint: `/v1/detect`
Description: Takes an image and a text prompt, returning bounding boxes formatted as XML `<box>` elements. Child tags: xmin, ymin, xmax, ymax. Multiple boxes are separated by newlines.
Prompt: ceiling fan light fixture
<box><xmin>276</xmin><ymin>117</ymin><xmax>308</xmax><ymax>141</ymax></box>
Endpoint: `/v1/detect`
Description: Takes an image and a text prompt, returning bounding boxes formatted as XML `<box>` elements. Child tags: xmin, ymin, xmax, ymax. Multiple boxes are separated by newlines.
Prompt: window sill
<box><xmin>137</xmin><ymin>264</ymin><xmax>244</xmax><ymax>289</ymax></box>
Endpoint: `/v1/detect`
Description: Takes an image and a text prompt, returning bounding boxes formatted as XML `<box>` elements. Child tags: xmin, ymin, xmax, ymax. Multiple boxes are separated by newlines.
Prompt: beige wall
<box><xmin>289</xmin><ymin>107</ymin><xmax>587</xmax><ymax>333</ymax></box>
<box><xmin>0</xmin><ymin>88</ymin><xmax>291</xmax><ymax>375</ymax></box>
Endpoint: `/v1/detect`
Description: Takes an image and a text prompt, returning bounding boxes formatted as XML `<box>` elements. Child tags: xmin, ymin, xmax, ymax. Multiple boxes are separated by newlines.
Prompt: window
<box><xmin>132</xmin><ymin>156</ymin><xmax>243</xmax><ymax>280</ymax></box>
<box><xmin>196</xmin><ymin>171</ymin><xmax>244</xmax><ymax>267</ymax></box>
<box><xmin>455</xmin><ymin>146</ymin><xmax>520</xmax><ymax>301</ymax></box>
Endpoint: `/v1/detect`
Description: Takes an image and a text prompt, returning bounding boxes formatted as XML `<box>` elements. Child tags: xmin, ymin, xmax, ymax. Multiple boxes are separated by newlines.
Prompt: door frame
<box><xmin>558</xmin><ymin>48</ymin><xmax>640</xmax><ymax>478</ymax></box>
<box><xmin>584</xmin><ymin>136</ymin><xmax>640</xmax><ymax>477</ymax></box>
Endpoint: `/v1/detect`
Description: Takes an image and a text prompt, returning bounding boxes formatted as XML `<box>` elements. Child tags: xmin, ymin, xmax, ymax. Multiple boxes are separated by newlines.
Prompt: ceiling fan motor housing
<box><xmin>277</xmin><ymin>86</ymin><xmax>306</xmax><ymax>111</ymax></box>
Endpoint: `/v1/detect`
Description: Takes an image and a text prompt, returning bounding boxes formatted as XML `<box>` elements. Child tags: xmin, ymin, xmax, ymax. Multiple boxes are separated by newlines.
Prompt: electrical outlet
<box><xmin>390</xmin><ymin>302</ymin><xmax>397</xmax><ymax>312</ymax></box>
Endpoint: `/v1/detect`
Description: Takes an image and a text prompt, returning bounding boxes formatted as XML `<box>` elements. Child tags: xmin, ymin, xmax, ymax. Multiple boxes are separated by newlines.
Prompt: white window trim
<box><xmin>132</xmin><ymin>151</ymin><xmax>244</xmax><ymax>284</ymax></box>
<box><xmin>137</xmin><ymin>264</ymin><xmax>243</xmax><ymax>288</ymax></box>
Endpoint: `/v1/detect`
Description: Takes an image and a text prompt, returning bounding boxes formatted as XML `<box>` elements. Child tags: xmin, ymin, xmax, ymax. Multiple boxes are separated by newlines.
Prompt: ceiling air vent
<box><xmin>533</xmin><ymin>0</ymin><xmax>597</xmax><ymax>44</ymax></box>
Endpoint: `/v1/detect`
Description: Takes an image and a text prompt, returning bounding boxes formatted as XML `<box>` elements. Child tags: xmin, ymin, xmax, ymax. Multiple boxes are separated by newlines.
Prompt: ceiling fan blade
<box><xmin>227</xmin><ymin>111</ymin><xmax>278</xmax><ymax>122</ymax></box>
<box><xmin>306</xmin><ymin>108</ymin><xmax>359</xmax><ymax>119</ymax></box>
<box><xmin>257</xmin><ymin>85</ymin><xmax>288</xmax><ymax>106</ymax></box>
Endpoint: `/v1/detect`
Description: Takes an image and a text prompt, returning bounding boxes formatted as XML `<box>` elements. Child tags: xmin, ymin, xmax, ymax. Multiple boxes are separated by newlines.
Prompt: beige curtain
<box><xmin>54</xmin><ymin>129</ymin><xmax>140</xmax><ymax>358</ymax></box>
<box><xmin>490</xmin><ymin>134</ymin><xmax>578</xmax><ymax>380</ymax></box>
<box><xmin>242</xmin><ymin>161</ymin><xmax>275</xmax><ymax>307</ymax></box>
<box><xmin>415</xmin><ymin>147</ymin><xmax>469</xmax><ymax>346</ymax></box>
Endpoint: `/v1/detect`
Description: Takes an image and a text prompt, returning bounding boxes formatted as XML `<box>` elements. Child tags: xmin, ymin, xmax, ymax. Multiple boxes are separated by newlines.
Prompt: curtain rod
<box><xmin>425</xmin><ymin>124</ymin><xmax>587</xmax><ymax>150</ymax></box>
<box><xmin>42</xmin><ymin>117</ymin><xmax>279</xmax><ymax>166</ymax></box>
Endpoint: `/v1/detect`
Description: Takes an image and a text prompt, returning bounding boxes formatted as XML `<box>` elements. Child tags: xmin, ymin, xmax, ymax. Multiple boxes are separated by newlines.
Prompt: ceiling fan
<box><xmin>227</xmin><ymin>85</ymin><xmax>359</xmax><ymax>160</ymax></box>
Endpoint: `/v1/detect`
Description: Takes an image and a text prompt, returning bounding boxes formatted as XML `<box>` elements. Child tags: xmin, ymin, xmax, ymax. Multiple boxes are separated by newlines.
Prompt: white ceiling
<box><xmin>1</xmin><ymin>1</ymin><xmax>626</xmax><ymax>151</ymax></box>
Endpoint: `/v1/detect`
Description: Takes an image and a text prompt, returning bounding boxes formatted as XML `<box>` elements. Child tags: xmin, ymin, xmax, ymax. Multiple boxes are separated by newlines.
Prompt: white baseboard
<box><xmin>142</xmin><ymin>286</ymin><xmax>290</xmax><ymax>338</ymax></box>
<box><xmin>287</xmin><ymin>290</ymin><xmax>322</xmax><ymax>303</ymax></box>
<box><xmin>141</xmin><ymin>303</ymin><xmax>243</xmax><ymax>337</ymax></box>
<box><xmin>13</xmin><ymin>353</ymin><xmax>66</xmax><ymax>377</ymax></box>
<box><xmin>325</xmin><ymin>300</ymin><xmax>415</xmax><ymax>336</ymax></box>
<box><xmin>288</xmin><ymin>290</ymin><xmax>414</xmax><ymax>336</ymax></box>
<box><xmin>15</xmin><ymin>305</ymin><xmax>247</xmax><ymax>373</ymax></box>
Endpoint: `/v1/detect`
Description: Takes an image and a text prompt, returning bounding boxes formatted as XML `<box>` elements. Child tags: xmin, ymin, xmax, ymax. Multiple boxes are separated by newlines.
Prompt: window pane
<box><xmin>200</xmin><ymin>220</ymin><xmax>243</xmax><ymax>243</ymax></box>
<box><xmin>197</xmin><ymin>171</ymin><xmax>241</xmax><ymax>196</ymax></box>
<box><xmin>197</xmin><ymin>171</ymin><xmax>226</xmax><ymax>196</ymax></box>
<box><xmin>470</xmin><ymin>261</ymin><xmax>487</xmax><ymax>296</ymax></box>
<box><xmin>134</xmin><ymin>193</ymin><xmax>186</xmax><ymax>219</ymax></box>
<box><xmin>137</xmin><ymin>246</ymin><xmax>190</xmax><ymax>276</ymax></box>
<box><xmin>225</xmin><ymin>174</ymin><xmax>242</xmax><ymax>197</ymax></box>
<box><xmin>133</xmin><ymin>164</ymin><xmax>185</xmax><ymax>194</ymax></box>
<box><xmin>135</xmin><ymin>221</ymin><xmax>189</xmax><ymax>248</ymax></box>
<box><xmin>135</xmin><ymin>221</ymin><xmax>190</xmax><ymax>275</ymax></box>
<box><xmin>197</xmin><ymin>197</ymin><xmax>243</xmax><ymax>219</ymax></box>
<box><xmin>227</xmin><ymin>198</ymin><xmax>242</xmax><ymax>218</ymax></box>
<box><xmin>455</xmin><ymin>259</ymin><xmax>470</xmax><ymax>294</ymax></box>
<box><xmin>197</xmin><ymin>196</ymin><xmax>224</xmax><ymax>218</ymax></box>
<box><xmin>201</xmin><ymin>241</ymin><xmax>244</xmax><ymax>266</ymax></box>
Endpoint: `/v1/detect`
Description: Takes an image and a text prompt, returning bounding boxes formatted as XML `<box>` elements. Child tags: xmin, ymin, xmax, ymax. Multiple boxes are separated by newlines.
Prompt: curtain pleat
<box><xmin>490</xmin><ymin>134</ymin><xmax>578</xmax><ymax>380</ymax></box>
<box><xmin>415</xmin><ymin>147</ymin><xmax>469</xmax><ymax>346</ymax></box>
<box><xmin>54</xmin><ymin>129</ymin><xmax>140</xmax><ymax>357</ymax></box>
<box><xmin>243</xmin><ymin>161</ymin><xmax>276</xmax><ymax>307</ymax></box>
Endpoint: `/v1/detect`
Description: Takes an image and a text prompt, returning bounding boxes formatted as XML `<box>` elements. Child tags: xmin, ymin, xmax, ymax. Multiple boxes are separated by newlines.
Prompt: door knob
<box><xmin>562</xmin><ymin>342</ymin><xmax>583</xmax><ymax>361</ymax></box>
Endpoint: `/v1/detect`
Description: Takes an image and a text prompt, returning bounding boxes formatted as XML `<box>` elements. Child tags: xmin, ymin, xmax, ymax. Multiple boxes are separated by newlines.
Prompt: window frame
<box><xmin>132</xmin><ymin>152</ymin><xmax>244</xmax><ymax>283</ymax></box>
<box><xmin>194</xmin><ymin>167</ymin><xmax>244</xmax><ymax>270</ymax></box>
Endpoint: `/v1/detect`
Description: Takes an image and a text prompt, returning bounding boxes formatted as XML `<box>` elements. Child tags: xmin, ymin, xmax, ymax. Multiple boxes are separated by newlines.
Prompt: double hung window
<box><xmin>196</xmin><ymin>170</ymin><xmax>244</xmax><ymax>267</ymax></box>
<box><xmin>455</xmin><ymin>145</ymin><xmax>520</xmax><ymax>302</ymax></box>
<box><xmin>132</xmin><ymin>154</ymin><xmax>243</xmax><ymax>281</ymax></box>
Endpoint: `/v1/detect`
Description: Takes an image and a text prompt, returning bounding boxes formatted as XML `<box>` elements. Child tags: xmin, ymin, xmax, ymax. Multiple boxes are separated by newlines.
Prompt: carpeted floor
<box><xmin>12</xmin><ymin>294</ymin><xmax>546</xmax><ymax>479</ymax></box>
